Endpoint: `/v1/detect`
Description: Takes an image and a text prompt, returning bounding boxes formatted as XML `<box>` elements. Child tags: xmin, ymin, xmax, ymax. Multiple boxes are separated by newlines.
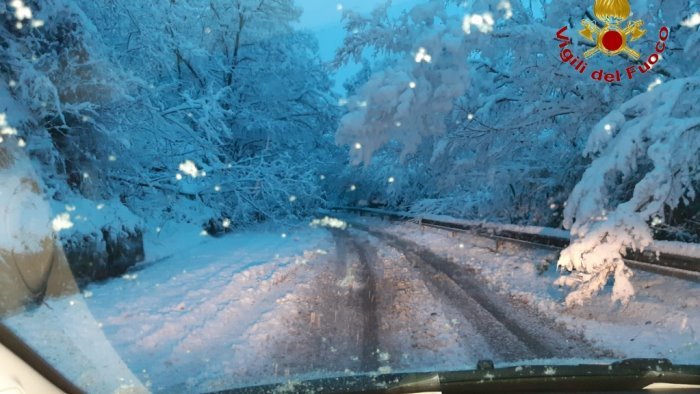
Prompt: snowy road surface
<box><xmin>4</xmin><ymin>218</ymin><xmax>699</xmax><ymax>393</ymax></box>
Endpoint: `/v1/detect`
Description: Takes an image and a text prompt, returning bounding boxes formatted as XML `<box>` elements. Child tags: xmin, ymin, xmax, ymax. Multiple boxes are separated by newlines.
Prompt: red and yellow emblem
<box><xmin>579</xmin><ymin>0</ymin><xmax>646</xmax><ymax>60</ymax></box>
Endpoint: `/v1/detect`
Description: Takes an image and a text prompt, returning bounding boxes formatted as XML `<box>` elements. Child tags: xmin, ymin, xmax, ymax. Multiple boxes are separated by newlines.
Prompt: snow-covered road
<box><xmin>4</xmin><ymin>217</ymin><xmax>699</xmax><ymax>393</ymax></box>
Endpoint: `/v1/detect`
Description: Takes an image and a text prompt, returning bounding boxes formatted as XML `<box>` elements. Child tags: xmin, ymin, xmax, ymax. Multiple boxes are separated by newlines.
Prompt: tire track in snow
<box><xmin>264</xmin><ymin>230</ymin><xmax>379</xmax><ymax>378</ymax></box>
<box><xmin>382</xmin><ymin>235</ymin><xmax>543</xmax><ymax>360</ymax></box>
<box><xmin>354</xmin><ymin>224</ymin><xmax>601</xmax><ymax>361</ymax></box>
<box><xmin>348</xmin><ymin>236</ymin><xmax>380</xmax><ymax>372</ymax></box>
<box><xmin>351</xmin><ymin>234</ymin><xmax>493</xmax><ymax>372</ymax></box>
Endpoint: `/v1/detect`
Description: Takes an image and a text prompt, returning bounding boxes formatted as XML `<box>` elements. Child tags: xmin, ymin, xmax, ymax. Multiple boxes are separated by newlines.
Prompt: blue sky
<box><xmin>295</xmin><ymin>0</ymin><xmax>377</xmax><ymax>59</ymax></box>
<box><xmin>294</xmin><ymin>0</ymin><xmax>417</xmax><ymax>93</ymax></box>
<box><xmin>294</xmin><ymin>0</ymin><xmax>377</xmax><ymax>93</ymax></box>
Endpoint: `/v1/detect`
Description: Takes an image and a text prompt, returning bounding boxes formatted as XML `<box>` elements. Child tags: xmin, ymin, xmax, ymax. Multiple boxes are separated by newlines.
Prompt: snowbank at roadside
<box><xmin>334</xmin><ymin>207</ymin><xmax>700</xmax><ymax>261</ymax></box>
<box><xmin>2</xmin><ymin>224</ymin><xmax>332</xmax><ymax>392</ymax></box>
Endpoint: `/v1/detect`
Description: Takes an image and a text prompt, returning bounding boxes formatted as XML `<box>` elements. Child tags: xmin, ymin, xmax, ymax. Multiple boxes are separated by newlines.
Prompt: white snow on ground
<box><xmin>365</xmin><ymin>238</ymin><xmax>494</xmax><ymax>369</ymax></box>
<box><xmin>3</xmin><ymin>224</ymin><xmax>333</xmax><ymax>392</ymax></box>
<box><xmin>3</xmin><ymin>216</ymin><xmax>699</xmax><ymax>393</ymax></box>
<box><xmin>376</xmin><ymin>219</ymin><xmax>700</xmax><ymax>364</ymax></box>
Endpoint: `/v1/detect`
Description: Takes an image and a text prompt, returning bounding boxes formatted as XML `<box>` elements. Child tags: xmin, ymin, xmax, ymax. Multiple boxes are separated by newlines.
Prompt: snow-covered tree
<box><xmin>554</xmin><ymin>2</ymin><xmax>700</xmax><ymax>305</ymax></box>
<box><xmin>557</xmin><ymin>76</ymin><xmax>700</xmax><ymax>305</ymax></box>
<box><xmin>333</xmin><ymin>0</ymin><xmax>613</xmax><ymax>221</ymax></box>
<box><xmin>72</xmin><ymin>0</ymin><xmax>340</xmax><ymax>228</ymax></box>
<box><xmin>334</xmin><ymin>0</ymin><xmax>700</xmax><ymax>303</ymax></box>
<box><xmin>1</xmin><ymin>0</ymin><xmax>340</xmax><ymax>283</ymax></box>
<box><xmin>2</xmin><ymin>0</ymin><xmax>340</xmax><ymax>229</ymax></box>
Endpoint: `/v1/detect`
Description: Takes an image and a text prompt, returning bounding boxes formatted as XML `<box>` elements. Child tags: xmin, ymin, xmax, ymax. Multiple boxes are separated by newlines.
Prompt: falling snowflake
<box><xmin>52</xmin><ymin>213</ymin><xmax>74</xmax><ymax>232</ymax></box>
<box><xmin>179</xmin><ymin>160</ymin><xmax>201</xmax><ymax>178</ymax></box>
<box><xmin>0</xmin><ymin>113</ymin><xmax>18</xmax><ymax>136</ymax></box>
<box><xmin>498</xmin><ymin>0</ymin><xmax>513</xmax><ymax>19</ymax></box>
<box><xmin>462</xmin><ymin>13</ymin><xmax>495</xmax><ymax>34</ymax></box>
<box><xmin>414</xmin><ymin>47</ymin><xmax>432</xmax><ymax>63</ymax></box>
<box><xmin>10</xmin><ymin>0</ymin><xmax>33</xmax><ymax>20</ymax></box>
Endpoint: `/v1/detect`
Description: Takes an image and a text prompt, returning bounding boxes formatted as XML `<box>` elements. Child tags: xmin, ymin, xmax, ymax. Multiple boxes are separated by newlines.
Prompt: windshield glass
<box><xmin>1</xmin><ymin>0</ymin><xmax>699</xmax><ymax>392</ymax></box>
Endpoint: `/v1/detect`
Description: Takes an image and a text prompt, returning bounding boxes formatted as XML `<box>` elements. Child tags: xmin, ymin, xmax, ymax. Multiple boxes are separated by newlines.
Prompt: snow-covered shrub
<box><xmin>50</xmin><ymin>193</ymin><xmax>144</xmax><ymax>282</ymax></box>
<box><xmin>558</xmin><ymin>77</ymin><xmax>700</xmax><ymax>306</ymax></box>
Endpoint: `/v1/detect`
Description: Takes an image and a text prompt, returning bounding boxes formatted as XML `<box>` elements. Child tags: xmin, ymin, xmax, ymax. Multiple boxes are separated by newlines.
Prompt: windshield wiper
<box><xmin>211</xmin><ymin>358</ymin><xmax>700</xmax><ymax>393</ymax></box>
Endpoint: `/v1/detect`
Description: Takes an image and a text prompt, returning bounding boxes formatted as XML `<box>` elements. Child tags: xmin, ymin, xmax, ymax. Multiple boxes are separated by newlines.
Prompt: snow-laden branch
<box><xmin>558</xmin><ymin>77</ymin><xmax>700</xmax><ymax>306</ymax></box>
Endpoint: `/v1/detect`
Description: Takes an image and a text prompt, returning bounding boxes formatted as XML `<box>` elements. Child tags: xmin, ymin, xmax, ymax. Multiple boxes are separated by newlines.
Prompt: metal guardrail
<box><xmin>328</xmin><ymin>207</ymin><xmax>700</xmax><ymax>279</ymax></box>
